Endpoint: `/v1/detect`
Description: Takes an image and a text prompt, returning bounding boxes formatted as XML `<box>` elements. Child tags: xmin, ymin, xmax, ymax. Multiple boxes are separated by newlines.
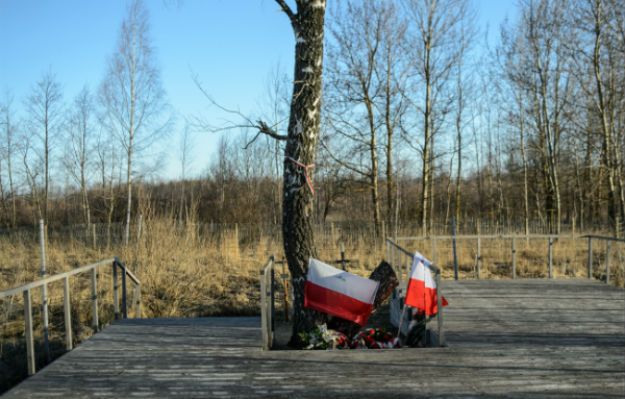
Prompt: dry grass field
<box><xmin>1</xmin><ymin>217</ymin><xmax>623</xmax><ymax>392</ymax></box>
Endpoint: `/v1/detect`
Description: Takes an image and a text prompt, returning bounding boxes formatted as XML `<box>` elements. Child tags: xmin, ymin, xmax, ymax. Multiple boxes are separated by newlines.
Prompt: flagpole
<box><xmin>396</xmin><ymin>299</ymin><xmax>407</xmax><ymax>340</ymax></box>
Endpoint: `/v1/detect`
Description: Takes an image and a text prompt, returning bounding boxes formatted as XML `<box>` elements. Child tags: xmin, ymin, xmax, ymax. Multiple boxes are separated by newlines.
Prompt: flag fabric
<box><xmin>404</xmin><ymin>252</ymin><xmax>448</xmax><ymax>316</ymax></box>
<box><xmin>304</xmin><ymin>258</ymin><xmax>379</xmax><ymax>325</ymax></box>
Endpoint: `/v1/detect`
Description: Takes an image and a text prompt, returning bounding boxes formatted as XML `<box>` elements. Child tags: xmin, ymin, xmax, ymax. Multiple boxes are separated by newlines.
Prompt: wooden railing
<box><xmin>259</xmin><ymin>256</ymin><xmax>275</xmax><ymax>350</ymax></box>
<box><xmin>395</xmin><ymin>234</ymin><xmax>566</xmax><ymax>281</ymax></box>
<box><xmin>0</xmin><ymin>257</ymin><xmax>141</xmax><ymax>376</ymax></box>
<box><xmin>584</xmin><ymin>235</ymin><xmax>625</xmax><ymax>285</ymax></box>
<box><xmin>386</xmin><ymin>239</ymin><xmax>445</xmax><ymax>347</ymax></box>
<box><xmin>394</xmin><ymin>234</ymin><xmax>623</xmax><ymax>285</ymax></box>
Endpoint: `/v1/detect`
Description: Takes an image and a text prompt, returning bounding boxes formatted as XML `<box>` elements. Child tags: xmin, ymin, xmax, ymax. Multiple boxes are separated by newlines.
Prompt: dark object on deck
<box><xmin>328</xmin><ymin>261</ymin><xmax>398</xmax><ymax>336</ymax></box>
<box><xmin>403</xmin><ymin>308</ymin><xmax>427</xmax><ymax>347</ymax></box>
<box><xmin>368</xmin><ymin>260</ymin><xmax>399</xmax><ymax>308</ymax></box>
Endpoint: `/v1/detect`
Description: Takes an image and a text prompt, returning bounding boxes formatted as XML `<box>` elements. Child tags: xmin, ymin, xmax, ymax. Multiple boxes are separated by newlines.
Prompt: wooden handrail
<box><xmin>0</xmin><ymin>257</ymin><xmax>140</xmax><ymax>376</ymax></box>
<box><xmin>0</xmin><ymin>258</ymin><xmax>115</xmax><ymax>299</ymax></box>
<box><xmin>394</xmin><ymin>234</ymin><xmax>573</xmax><ymax>240</ymax></box>
<box><xmin>581</xmin><ymin>235</ymin><xmax>625</xmax><ymax>243</ymax></box>
<box><xmin>386</xmin><ymin>238</ymin><xmax>440</xmax><ymax>273</ymax></box>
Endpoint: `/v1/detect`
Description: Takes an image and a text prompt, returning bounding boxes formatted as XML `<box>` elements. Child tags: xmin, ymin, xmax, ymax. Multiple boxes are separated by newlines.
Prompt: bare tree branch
<box><xmin>275</xmin><ymin>0</ymin><xmax>298</xmax><ymax>30</ymax></box>
<box><xmin>192</xmin><ymin>72</ymin><xmax>287</xmax><ymax>141</ymax></box>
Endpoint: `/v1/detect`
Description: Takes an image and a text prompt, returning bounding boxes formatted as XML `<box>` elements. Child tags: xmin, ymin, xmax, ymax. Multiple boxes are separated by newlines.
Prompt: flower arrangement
<box><xmin>299</xmin><ymin>324</ymin><xmax>400</xmax><ymax>350</ymax></box>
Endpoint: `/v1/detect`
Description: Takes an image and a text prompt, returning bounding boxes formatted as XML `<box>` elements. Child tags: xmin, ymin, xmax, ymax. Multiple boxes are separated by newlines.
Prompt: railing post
<box><xmin>605</xmin><ymin>241</ymin><xmax>611</xmax><ymax>285</ymax></box>
<box><xmin>91</xmin><ymin>267</ymin><xmax>99</xmax><ymax>331</ymax></box>
<box><xmin>548</xmin><ymin>237</ymin><xmax>553</xmax><ymax>279</ymax></box>
<box><xmin>112</xmin><ymin>261</ymin><xmax>119</xmax><ymax>320</ymax></box>
<box><xmin>134</xmin><ymin>284</ymin><xmax>142</xmax><ymax>318</ymax></box>
<box><xmin>452</xmin><ymin>218</ymin><xmax>458</xmax><ymax>281</ymax></box>
<box><xmin>121</xmin><ymin>265</ymin><xmax>128</xmax><ymax>319</ymax></box>
<box><xmin>340</xmin><ymin>242</ymin><xmax>347</xmax><ymax>271</ymax></box>
<box><xmin>270</xmin><ymin>258</ymin><xmax>275</xmax><ymax>339</ymax></box>
<box><xmin>260</xmin><ymin>268</ymin><xmax>268</xmax><ymax>350</ymax></box>
<box><xmin>435</xmin><ymin>272</ymin><xmax>445</xmax><ymax>347</ymax></box>
<box><xmin>587</xmin><ymin>236</ymin><xmax>593</xmax><ymax>279</ymax></box>
<box><xmin>511</xmin><ymin>237</ymin><xmax>517</xmax><ymax>279</ymax></box>
<box><xmin>281</xmin><ymin>258</ymin><xmax>290</xmax><ymax>322</ymax></box>
<box><xmin>23</xmin><ymin>289</ymin><xmax>36</xmax><ymax>376</ymax></box>
<box><xmin>476</xmin><ymin>236</ymin><xmax>481</xmax><ymax>280</ymax></box>
<box><xmin>38</xmin><ymin>219</ymin><xmax>50</xmax><ymax>363</ymax></box>
<box><xmin>63</xmin><ymin>276</ymin><xmax>73</xmax><ymax>350</ymax></box>
<box><xmin>91</xmin><ymin>223</ymin><xmax>97</xmax><ymax>249</ymax></box>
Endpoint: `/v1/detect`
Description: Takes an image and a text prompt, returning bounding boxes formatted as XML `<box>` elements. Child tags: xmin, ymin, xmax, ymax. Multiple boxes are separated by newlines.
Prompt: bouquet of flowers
<box><xmin>299</xmin><ymin>324</ymin><xmax>400</xmax><ymax>350</ymax></box>
<box><xmin>350</xmin><ymin>328</ymin><xmax>400</xmax><ymax>349</ymax></box>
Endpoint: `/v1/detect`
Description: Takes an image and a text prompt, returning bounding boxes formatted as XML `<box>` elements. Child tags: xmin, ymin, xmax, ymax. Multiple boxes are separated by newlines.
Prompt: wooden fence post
<box><xmin>113</xmin><ymin>262</ymin><xmax>119</xmax><ymax>320</ymax></box>
<box><xmin>260</xmin><ymin>269</ymin><xmax>267</xmax><ymax>349</ymax></box>
<box><xmin>587</xmin><ymin>236</ymin><xmax>593</xmax><ymax>279</ymax></box>
<box><xmin>91</xmin><ymin>223</ymin><xmax>97</xmax><ymax>249</ymax></box>
<box><xmin>511</xmin><ymin>237</ymin><xmax>517</xmax><ymax>279</ymax></box>
<box><xmin>476</xmin><ymin>236</ymin><xmax>481</xmax><ymax>280</ymax></box>
<box><xmin>605</xmin><ymin>241</ymin><xmax>611</xmax><ymax>285</ymax></box>
<box><xmin>136</xmin><ymin>214</ymin><xmax>143</xmax><ymax>241</ymax></box>
<box><xmin>38</xmin><ymin>219</ymin><xmax>50</xmax><ymax>363</ymax></box>
<box><xmin>134</xmin><ymin>284</ymin><xmax>142</xmax><ymax>318</ymax></box>
<box><xmin>121</xmin><ymin>266</ymin><xmax>128</xmax><ymax>319</ymax></box>
<box><xmin>435</xmin><ymin>272</ymin><xmax>445</xmax><ymax>347</ymax></box>
<box><xmin>91</xmin><ymin>267</ymin><xmax>99</xmax><ymax>331</ymax></box>
<box><xmin>63</xmin><ymin>276</ymin><xmax>73</xmax><ymax>350</ymax></box>
<box><xmin>548</xmin><ymin>237</ymin><xmax>553</xmax><ymax>279</ymax></box>
<box><xmin>270</xmin><ymin>262</ymin><xmax>275</xmax><ymax>336</ymax></box>
<box><xmin>23</xmin><ymin>289</ymin><xmax>36</xmax><ymax>376</ymax></box>
<box><xmin>452</xmin><ymin>218</ymin><xmax>458</xmax><ymax>281</ymax></box>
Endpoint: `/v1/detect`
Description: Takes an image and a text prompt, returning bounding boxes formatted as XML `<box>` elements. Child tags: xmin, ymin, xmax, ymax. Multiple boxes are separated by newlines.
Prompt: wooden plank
<box><xmin>5</xmin><ymin>280</ymin><xmax>624</xmax><ymax>399</ymax></box>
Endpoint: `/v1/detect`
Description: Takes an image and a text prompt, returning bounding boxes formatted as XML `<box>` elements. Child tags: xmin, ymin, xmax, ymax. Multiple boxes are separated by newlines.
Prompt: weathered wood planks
<box><xmin>4</xmin><ymin>280</ymin><xmax>624</xmax><ymax>398</ymax></box>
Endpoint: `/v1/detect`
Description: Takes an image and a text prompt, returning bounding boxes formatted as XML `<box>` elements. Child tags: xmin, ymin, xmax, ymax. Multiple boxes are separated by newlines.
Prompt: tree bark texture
<box><xmin>278</xmin><ymin>0</ymin><xmax>327</xmax><ymax>347</ymax></box>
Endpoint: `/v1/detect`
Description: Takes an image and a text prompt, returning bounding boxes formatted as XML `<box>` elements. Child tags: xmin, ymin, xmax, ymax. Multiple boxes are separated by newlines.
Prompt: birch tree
<box><xmin>255</xmin><ymin>0</ymin><xmax>327</xmax><ymax>346</ymax></box>
<box><xmin>25</xmin><ymin>71</ymin><xmax>63</xmax><ymax>221</ymax></box>
<box><xmin>325</xmin><ymin>0</ymin><xmax>407</xmax><ymax>229</ymax></box>
<box><xmin>100</xmin><ymin>0</ymin><xmax>168</xmax><ymax>245</ymax></box>
<box><xmin>403</xmin><ymin>0</ymin><xmax>471</xmax><ymax>235</ymax></box>
<box><xmin>0</xmin><ymin>94</ymin><xmax>17</xmax><ymax>227</ymax></box>
<box><xmin>65</xmin><ymin>87</ymin><xmax>94</xmax><ymax>229</ymax></box>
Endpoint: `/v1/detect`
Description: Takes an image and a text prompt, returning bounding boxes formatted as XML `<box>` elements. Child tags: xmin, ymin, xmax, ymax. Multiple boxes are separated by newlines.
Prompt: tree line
<box><xmin>1</xmin><ymin>0</ymin><xmax>624</xmax><ymax>238</ymax></box>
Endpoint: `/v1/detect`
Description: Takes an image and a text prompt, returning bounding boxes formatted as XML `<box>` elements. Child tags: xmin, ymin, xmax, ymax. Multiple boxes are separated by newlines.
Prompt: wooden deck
<box><xmin>4</xmin><ymin>279</ymin><xmax>624</xmax><ymax>398</ymax></box>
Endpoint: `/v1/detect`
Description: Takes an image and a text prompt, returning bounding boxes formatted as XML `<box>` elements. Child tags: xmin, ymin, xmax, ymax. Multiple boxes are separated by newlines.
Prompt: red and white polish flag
<box><xmin>405</xmin><ymin>252</ymin><xmax>448</xmax><ymax>316</ymax></box>
<box><xmin>304</xmin><ymin>258</ymin><xmax>379</xmax><ymax>325</ymax></box>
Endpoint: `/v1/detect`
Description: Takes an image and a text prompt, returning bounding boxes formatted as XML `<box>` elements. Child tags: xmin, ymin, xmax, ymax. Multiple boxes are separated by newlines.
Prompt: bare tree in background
<box><xmin>25</xmin><ymin>71</ymin><xmax>63</xmax><ymax>222</ymax></box>
<box><xmin>0</xmin><ymin>94</ymin><xmax>18</xmax><ymax>227</ymax></box>
<box><xmin>100</xmin><ymin>0</ymin><xmax>168</xmax><ymax>245</ymax></box>
<box><xmin>573</xmin><ymin>0</ymin><xmax>625</xmax><ymax>235</ymax></box>
<box><xmin>66</xmin><ymin>87</ymin><xmax>94</xmax><ymax>229</ymax></box>
<box><xmin>179</xmin><ymin>124</ymin><xmax>194</xmax><ymax>222</ymax></box>
<box><xmin>403</xmin><ymin>0</ymin><xmax>472</xmax><ymax>236</ymax></box>
<box><xmin>324</xmin><ymin>0</ymin><xmax>407</xmax><ymax>230</ymax></box>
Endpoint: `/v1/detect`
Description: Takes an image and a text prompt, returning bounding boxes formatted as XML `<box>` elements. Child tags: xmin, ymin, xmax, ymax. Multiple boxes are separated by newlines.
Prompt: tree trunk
<box><xmin>362</xmin><ymin>94</ymin><xmax>381</xmax><ymax>230</ymax></box>
<box><xmin>280</xmin><ymin>0</ymin><xmax>327</xmax><ymax>348</ymax></box>
<box><xmin>592</xmin><ymin>2</ymin><xmax>620</xmax><ymax>235</ymax></box>
<box><xmin>384</xmin><ymin>49</ymin><xmax>394</xmax><ymax>222</ymax></box>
